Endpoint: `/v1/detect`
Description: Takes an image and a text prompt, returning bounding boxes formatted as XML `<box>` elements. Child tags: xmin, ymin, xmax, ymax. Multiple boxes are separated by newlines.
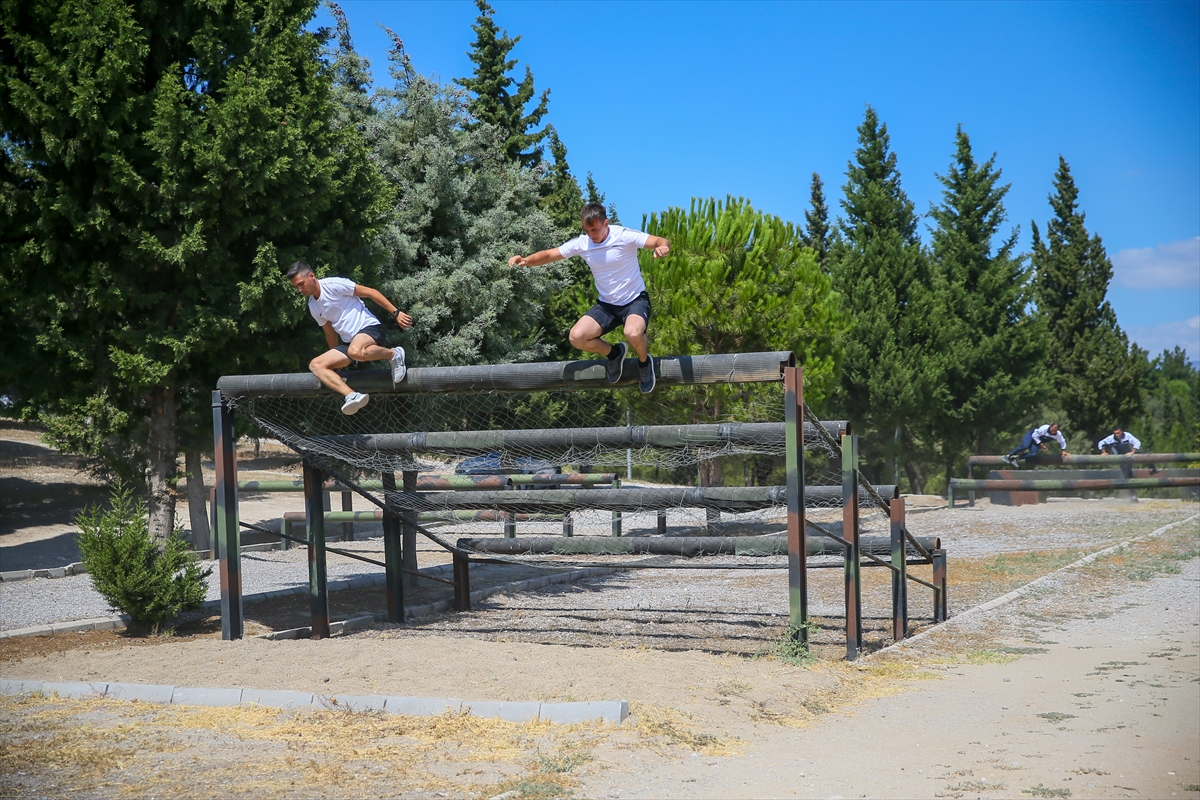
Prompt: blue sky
<box><xmin>317</xmin><ymin>0</ymin><xmax>1200</xmax><ymax>360</ymax></box>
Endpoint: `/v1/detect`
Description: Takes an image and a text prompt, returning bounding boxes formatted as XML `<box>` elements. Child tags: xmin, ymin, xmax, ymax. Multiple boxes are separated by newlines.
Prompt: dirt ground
<box><xmin>2</xmin><ymin>420</ymin><xmax>1199</xmax><ymax>799</ymax></box>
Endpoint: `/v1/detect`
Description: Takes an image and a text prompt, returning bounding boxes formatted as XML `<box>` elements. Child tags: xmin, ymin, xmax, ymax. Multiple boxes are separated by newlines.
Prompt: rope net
<box><xmin>222</xmin><ymin>358</ymin><xmax>907</xmax><ymax>570</ymax></box>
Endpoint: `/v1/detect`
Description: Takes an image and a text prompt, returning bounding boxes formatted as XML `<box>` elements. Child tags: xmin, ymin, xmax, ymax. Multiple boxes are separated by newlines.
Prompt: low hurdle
<box><xmin>951</xmin><ymin>452</ymin><xmax>1200</xmax><ymax>507</ymax></box>
<box><xmin>214</xmin><ymin>351</ymin><xmax>945</xmax><ymax>658</ymax></box>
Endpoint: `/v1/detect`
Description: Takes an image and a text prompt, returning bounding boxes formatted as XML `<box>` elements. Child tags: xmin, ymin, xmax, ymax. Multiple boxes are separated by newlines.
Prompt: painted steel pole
<box><xmin>889</xmin><ymin>497</ymin><xmax>908</xmax><ymax>642</ymax></box>
<box><xmin>842</xmin><ymin>433</ymin><xmax>862</xmax><ymax>660</ymax></box>
<box><xmin>381</xmin><ymin>472</ymin><xmax>404</xmax><ymax>623</ymax></box>
<box><xmin>784</xmin><ymin>366</ymin><xmax>808</xmax><ymax>646</ymax></box>
<box><xmin>402</xmin><ymin>470</ymin><xmax>418</xmax><ymax>590</ymax></box>
<box><xmin>303</xmin><ymin>460</ymin><xmax>330</xmax><ymax>640</ymax></box>
<box><xmin>212</xmin><ymin>391</ymin><xmax>243</xmax><ymax>641</ymax></box>
<box><xmin>932</xmin><ymin>549</ymin><xmax>948</xmax><ymax>622</ymax></box>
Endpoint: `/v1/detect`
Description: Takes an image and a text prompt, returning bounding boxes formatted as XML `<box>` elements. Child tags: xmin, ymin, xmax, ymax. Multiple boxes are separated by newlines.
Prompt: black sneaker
<box><xmin>605</xmin><ymin>342</ymin><xmax>627</xmax><ymax>384</ymax></box>
<box><xmin>638</xmin><ymin>354</ymin><xmax>656</xmax><ymax>394</ymax></box>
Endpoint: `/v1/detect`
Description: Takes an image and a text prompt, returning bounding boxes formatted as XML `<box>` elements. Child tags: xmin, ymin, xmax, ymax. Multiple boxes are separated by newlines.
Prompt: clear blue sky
<box><xmin>317</xmin><ymin>0</ymin><xmax>1200</xmax><ymax>360</ymax></box>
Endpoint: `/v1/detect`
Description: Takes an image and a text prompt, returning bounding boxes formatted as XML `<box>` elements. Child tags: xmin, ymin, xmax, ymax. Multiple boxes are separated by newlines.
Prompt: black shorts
<box><xmin>584</xmin><ymin>292</ymin><xmax>652</xmax><ymax>336</ymax></box>
<box><xmin>335</xmin><ymin>324</ymin><xmax>387</xmax><ymax>364</ymax></box>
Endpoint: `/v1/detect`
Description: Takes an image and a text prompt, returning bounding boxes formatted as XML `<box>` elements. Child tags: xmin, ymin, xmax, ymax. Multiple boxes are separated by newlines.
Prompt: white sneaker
<box><xmin>391</xmin><ymin>346</ymin><xmax>406</xmax><ymax>383</ymax></box>
<box><xmin>341</xmin><ymin>391</ymin><xmax>369</xmax><ymax>415</ymax></box>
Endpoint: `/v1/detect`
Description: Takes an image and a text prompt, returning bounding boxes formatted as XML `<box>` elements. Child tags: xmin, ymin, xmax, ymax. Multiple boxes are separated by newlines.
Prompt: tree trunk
<box><xmin>903</xmin><ymin>459</ymin><xmax>925</xmax><ymax>495</ymax></box>
<box><xmin>184</xmin><ymin>449</ymin><xmax>210</xmax><ymax>549</ymax></box>
<box><xmin>146</xmin><ymin>384</ymin><xmax>178</xmax><ymax>541</ymax></box>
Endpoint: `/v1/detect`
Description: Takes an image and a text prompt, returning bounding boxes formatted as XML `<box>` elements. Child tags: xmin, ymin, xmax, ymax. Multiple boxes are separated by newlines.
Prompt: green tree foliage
<box><xmin>76</xmin><ymin>480</ymin><xmax>211</xmax><ymax>635</ymax></box>
<box><xmin>0</xmin><ymin>0</ymin><xmax>389</xmax><ymax>537</ymax></box>
<box><xmin>455</xmin><ymin>0</ymin><xmax>549</xmax><ymax>168</ymax></box>
<box><xmin>828</xmin><ymin>107</ymin><xmax>939</xmax><ymax>489</ymax></box>
<box><xmin>1134</xmin><ymin>348</ymin><xmax>1199</xmax><ymax>454</ymax></box>
<box><xmin>356</xmin><ymin>33</ymin><xmax>562</xmax><ymax>366</ymax></box>
<box><xmin>801</xmin><ymin>172</ymin><xmax>831</xmax><ymax>268</ymax></box>
<box><xmin>539</xmin><ymin>125</ymin><xmax>585</xmax><ymax>232</ymax></box>
<box><xmin>585</xmin><ymin>172</ymin><xmax>621</xmax><ymax>225</ymax></box>
<box><xmin>926</xmin><ymin>127</ymin><xmax>1046</xmax><ymax>481</ymax></box>
<box><xmin>1031</xmin><ymin>157</ymin><xmax>1144</xmax><ymax>441</ymax></box>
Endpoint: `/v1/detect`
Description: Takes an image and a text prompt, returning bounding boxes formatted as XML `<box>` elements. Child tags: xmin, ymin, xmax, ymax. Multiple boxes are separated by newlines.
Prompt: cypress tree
<box><xmin>828</xmin><ymin>107</ymin><xmax>939</xmax><ymax>490</ymax></box>
<box><xmin>801</xmin><ymin>172</ymin><xmax>831</xmax><ymax>268</ymax></box>
<box><xmin>455</xmin><ymin>0</ymin><xmax>549</xmax><ymax>168</ymax></box>
<box><xmin>927</xmin><ymin>127</ymin><xmax>1046</xmax><ymax>479</ymax></box>
<box><xmin>1031</xmin><ymin>157</ymin><xmax>1144</xmax><ymax>441</ymax></box>
<box><xmin>0</xmin><ymin>0</ymin><xmax>389</xmax><ymax>538</ymax></box>
<box><xmin>585</xmin><ymin>172</ymin><xmax>621</xmax><ymax>225</ymax></box>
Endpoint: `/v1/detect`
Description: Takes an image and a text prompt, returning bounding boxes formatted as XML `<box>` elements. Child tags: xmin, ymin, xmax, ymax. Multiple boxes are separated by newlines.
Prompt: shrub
<box><xmin>76</xmin><ymin>480</ymin><xmax>212</xmax><ymax>635</ymax></box>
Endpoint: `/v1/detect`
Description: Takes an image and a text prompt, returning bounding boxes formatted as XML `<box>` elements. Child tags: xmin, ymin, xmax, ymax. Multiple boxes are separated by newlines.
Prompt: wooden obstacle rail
<box><xmin>968</xmin><ymin>452</ymin><xmax>1200</xmax><ymax>471</ymax></box>
<box><xmin>949</xmin><ymin>474</ymin><xmax>1200</xmax><ymax>508</ymax></box>
<box><xmin>213</xmin><ymin>352</ymin><xmax>944</xmax><ymax>659</ymax></box>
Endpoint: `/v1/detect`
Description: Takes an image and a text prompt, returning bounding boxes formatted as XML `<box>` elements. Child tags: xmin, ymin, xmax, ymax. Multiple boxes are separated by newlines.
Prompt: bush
<box><xmin>76</xmin><ymin>480</ymin><xmax>212</xmax><ymax>635</ymax></box>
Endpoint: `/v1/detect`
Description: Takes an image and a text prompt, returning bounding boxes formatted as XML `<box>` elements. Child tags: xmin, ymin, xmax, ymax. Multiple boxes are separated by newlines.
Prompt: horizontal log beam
<box><xmin>458</xmin><ymin>532</ymin><xmax>939</xmax><ymax>557</ymax></box>
<box><xmin>313</xmin><ymin>421</ymin><xmax>846</xmax><ymax>455</ymax></box>
<box><xmin>218</xmin><ymin>351</ymin><xmax>795</xmax><ymax>398</ymax></box>
<box><xmin>969</xmin><ymin>453</ymin><xmax>1200</xmax><ymax>468</ymax></box>
<box><xmin>382</xmin><ymin>484</ymin><xmax>897</xmax><ymax>514</ymax></box>
<box><xmin>950</xmin><ymin>477</ymin><xmax>1199</xmax><ymax>491</ymax></box>
<box><xmin>237</xmin><ymin>473</ymin><xmax>618</xmax><ymax>493</ymax></box>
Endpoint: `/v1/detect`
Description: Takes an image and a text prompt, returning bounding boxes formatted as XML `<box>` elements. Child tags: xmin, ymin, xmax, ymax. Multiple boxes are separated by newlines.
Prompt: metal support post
<box><xmin>504</xmin><ymin>477</ymin><xmax>517</xmax><ymax>538</ymax></box>
<box><xmin>402</xmin><ymin>470</ymin><xmax>418</xmax><ymax>590</ymax></box>
<box><xmin>341</xmin><ymin>490</ymin><xmax>353</xmax><ymax>541</ymax></box>
<box><xmin>212</xmin><ymin>391</ymin><xmax>242</xmax><ymax>641</ymax></box>
<box><xmin>932</xmin><ymin>549</ymin><xmax>948</xmax><ymax>622</ymax></box>
<box><xmin>381</xmin><ymin>472</ymin><xmax>404</xmax><ymax>623</ymax></box>
<box><xmin>784</xmin><ymin>366</ymin><xmax>808</xmax><ymax>647</ymax></box>
<box><xmin>612</xmin><ymin>476</ymin><xmax>623</xmax><ymax>536</ymax></box>
<box><xmin>889</xmin><ymin>497</ymin><xmax>908</xmax><ymax>643</ymax></box>
<box><xmin>207</xmin><ymin>486</ymin><xmax>218</xmax><ymax>559</ymax></box>
<box><xmin>563</xmin><ymin>511</ymin><xmax>573</xmax><ymax>537</ymax></box>
<box><xmin>947</xmin><ymin>484</ymin><xmax>954</xmax><ymax>509</ymax></box>
<box><xmin>303</xmin><ymin>460</ymin><xmax>330</xmax><ymax>640</ymax></box>
<box><xmin>842</xmin><ymin>433</ymin><xmax>862</xmax><ymax>660</ymax></box>
<box><xmin>657</xmin><ymin>509</ymin><xmax>667</xmax><ymax>535</ymax></box>
<box><xmin>453</xmin><ymin>552</ymin><xmax>471</xmax><ymax>611</ymax></box>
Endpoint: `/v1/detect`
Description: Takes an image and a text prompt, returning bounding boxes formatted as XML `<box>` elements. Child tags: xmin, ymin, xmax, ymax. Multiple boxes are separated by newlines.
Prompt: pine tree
<box><xmin>539</xmin><ymin>125</ymin><xmax>584</xmax><ymax>233</ymax></box>
<box><xmin>0</xmin><ymin>0</ymin><xmax>389</xmax><ymax>538</ymax></box>
<box><xmin>1031</xmin><ymin>157</ymin><xmax>1144</xmax><ymax>441</ymax></box>
<box><xmin>828</xmin><ymin>107</ymin><xmax>940</xmax><ymax>490</ymax></box>
<box><xmin>585</xmin><ymin>172</ymin><xmax>621</xmax><ymax>225</ymax></box>
<box><xmin>801</xmin><ymin>172</ymin><xmax>831</xmax><ymax>268</ymax></box>
<box><xmin>927</xmin><ymin>127</ymin><xmax>1046</xmax><ymax>481</ymax></box>
<box><xmin>455</xmin><ymin>0</ymin><xmax>550</xmax><ymax>168</ymax></box>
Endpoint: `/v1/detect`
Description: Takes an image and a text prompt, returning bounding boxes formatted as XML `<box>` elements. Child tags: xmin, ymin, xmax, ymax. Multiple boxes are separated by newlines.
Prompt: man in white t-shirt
<box><xmin>1004</xmin><ymin>422</ymin><xmax>1069</xmax><ymax>467</ymax></box>
<box><xmin>508</xmin><ymin>203</ymin><xmax>670</xmax><ymax>393</ymax></box>
<box><xmin>287</xmin><ymin>261</ymin><xmax>413</xmax><ymax>415</ymax></box>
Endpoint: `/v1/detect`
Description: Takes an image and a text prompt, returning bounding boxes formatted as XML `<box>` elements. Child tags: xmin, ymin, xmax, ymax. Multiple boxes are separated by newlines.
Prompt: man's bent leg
<box><xmin>623</xmin><ymin>314</ymin><xmax>649</xmax><ymax>362</ymax></box>
<box><xmin>569</xmin><ymin>315</ymin><xmax>613</xmax><ymax>356</ymax></box>
<box><xmin>346</xmin><ymin>333</ymin><xmax>394</xmax><ymax>364</ymax></box>
<box><xmin>309</xmin><ymin>350</ymin><xmax>355</xmax><ymax>397</ymax></box>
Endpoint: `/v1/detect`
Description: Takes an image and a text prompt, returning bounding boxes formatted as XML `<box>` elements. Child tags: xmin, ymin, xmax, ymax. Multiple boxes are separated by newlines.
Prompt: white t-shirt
<box><xmin>558</xmin><ymin>224</ymin><xmax>650</xmax><ymax>306</ymax></box>
<box><xmin>307</xmin><ymin>277</ymin><xmax>380</xmax><ymax>343</ymax></box>
<box><xmin>1031</xmin><ymin>424</ymin><xmax>1067</xmax><ymax>450</ymax></box>
<box><xmin>1097</xmin><ymin>431</ymin><xmax>1141</xmax><ymax>451</ymax></box>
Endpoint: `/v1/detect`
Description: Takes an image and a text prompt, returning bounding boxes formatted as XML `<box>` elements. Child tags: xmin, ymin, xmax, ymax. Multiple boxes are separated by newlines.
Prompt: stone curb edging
<box><xmin>0</xmin><ymin>678</ymin><xmax>628</xmax><ymax>725</ymax></box>
<box><xmin>0</xmin><ymin>564</ymin><xmax>616</xmax><ymax>640</ymax></box>
<box><xmin>0</xmin><ymin>562</ymin><xmax>87</xmax><ymax>583</ymax></box>
<box><xmin>870</xmin><ymin>512</ymin><xmax>1200</xmax><ymax>656</ymax></box>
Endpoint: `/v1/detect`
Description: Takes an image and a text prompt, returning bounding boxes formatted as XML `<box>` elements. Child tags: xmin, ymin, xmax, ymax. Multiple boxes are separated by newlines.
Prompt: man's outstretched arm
<box><xmin>641</xmin><ymin>235</ymin><xmax>670</xmax><ymax>258</ymax></box>
<box><xmin>509</xmin><ymin>248</ymin><xmax>564</xmax><ymax>268</ymax></box>
<box><xmin>353</xmin><ymin>284</ymin><xmax>413</xmax><ymax>329</ymax></box>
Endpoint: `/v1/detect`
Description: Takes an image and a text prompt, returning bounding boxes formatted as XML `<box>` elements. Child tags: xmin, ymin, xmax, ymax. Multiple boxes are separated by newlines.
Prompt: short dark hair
<box><xmin>286</xmin><ymin>260</ymin><xmax>314</xmax><ymax>280</ymax></box>
<box><xmin>580</xmin><ymin>203</ymin><xmax>607</xmax><ymax>225</ymax></box>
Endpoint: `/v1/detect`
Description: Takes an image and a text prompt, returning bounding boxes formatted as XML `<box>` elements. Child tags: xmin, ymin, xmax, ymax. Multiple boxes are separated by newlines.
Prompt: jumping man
<box><xmin>508</xmin><ymin>203</ymin><xmax>669</xmax><ymax>393</ymax></box>
<box><xmin>1005</xmin><ymin>423</ymin><xmax>1069</xmax><ymax>467</ymax></box>
<box><xmin>287</xmin><ymin>261</ymin><xmax>412</xmax><ymax>415</ymax></box>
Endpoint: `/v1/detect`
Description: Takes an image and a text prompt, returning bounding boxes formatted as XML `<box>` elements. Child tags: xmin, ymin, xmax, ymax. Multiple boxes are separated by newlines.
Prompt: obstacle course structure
<box><xmin>950</xmin><ymin>452</ymin><xmax>1200</xmax><ymax>507</ymax></box>
<box><xmin>214</xmin><ymin>351</ymin><xmax>946</xmax><ymax>658</ymax></box>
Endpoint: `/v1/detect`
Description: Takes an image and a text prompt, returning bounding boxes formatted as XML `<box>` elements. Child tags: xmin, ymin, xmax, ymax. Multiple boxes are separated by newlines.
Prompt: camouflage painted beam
<box><xmin>217</xmin><ymin>351</ymin><xmax>795</xmax><ymax>398</ymax></box>
<box><xmin>968</xmin><ymin>453</ymin><xmax>1200</xmax><ymax>468</ymax></box>
<box><xmin>313</xmin><ymin>421</ymin><xmax>846</xmax><ymax>455</ymax></box>
<box><xmin>382</xmin><ymin>484</ymin><xmax>897</xmax><ymax>514</ymax></box>
<box><xmin>950</xmin><ymin>477</ymin><xmax>1200</xmax><ymax>491</ymax></box>
<box><xmin>457</xmin><ymin>532</ymin><xmax>940</xmax><ymax>557</ymax></box>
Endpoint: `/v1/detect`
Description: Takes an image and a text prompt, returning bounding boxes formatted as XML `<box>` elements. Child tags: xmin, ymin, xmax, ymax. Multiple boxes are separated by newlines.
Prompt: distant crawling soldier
<box><xmin>1005</xmin><ymin>423</ymin><xmax>1069</xmax><ymax>467</ymax></box>
<box><xmin>287</xmin><ymin>261</ymin><xmax>412</xmax><ymax>415</ymax></box>
<box><xmin>508</xmin><ymin>203</ymin><xmax>670</xmax><ymax>394</ymax></box>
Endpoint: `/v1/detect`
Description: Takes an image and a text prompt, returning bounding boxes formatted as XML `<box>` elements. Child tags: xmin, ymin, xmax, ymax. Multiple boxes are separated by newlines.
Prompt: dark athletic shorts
<box><xmin>335</xmin><ymin>323</ymin><xmax>387</xmax><ymax>364</ymax></box>
<box><xmin>584</xmin><ymin>291</ymin><xmax>652</xmax><ymax>336</ymax></box>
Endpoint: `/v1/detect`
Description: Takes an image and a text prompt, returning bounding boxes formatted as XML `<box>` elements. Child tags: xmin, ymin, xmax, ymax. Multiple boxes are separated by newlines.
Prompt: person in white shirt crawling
<box><xmin>287</xmin><ymin>261</ymin><xmax>413</xmax><ymax>415</ymax></box>
<box><xmin>1097</xmin><ymin>427</ymin><xmax>1148</xmax><ymax>479</ymax></box>
<box><xmin>1004</xmin><ymin>422</ymin><xmax>1069</xmax><ymax>467</ymax></box>
<box><xmin>508</xmin><ymin>203</ymin><xmax>670</xmax><ymax>394</ymax></box>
